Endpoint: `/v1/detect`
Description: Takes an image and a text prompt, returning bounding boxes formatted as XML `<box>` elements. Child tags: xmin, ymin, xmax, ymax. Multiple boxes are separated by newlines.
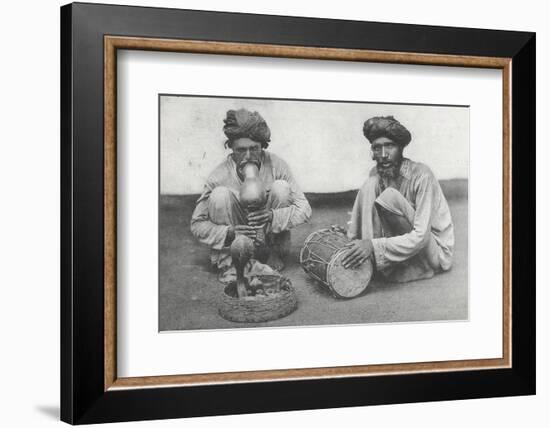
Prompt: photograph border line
<box><xmin>158</xmin><ymin>92</ymin><xmax>470</xmax><ymax>109</ymax></box>
<box><xmin>157</xmin><ymin>92</ymin><xmax>472</xmax><ymax>333</ymax></box>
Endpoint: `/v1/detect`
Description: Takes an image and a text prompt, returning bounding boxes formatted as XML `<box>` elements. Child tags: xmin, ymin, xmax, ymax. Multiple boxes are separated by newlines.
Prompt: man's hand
<box><xmin>234</xmin><ymin>225</ymin><xmax>258</xmax><ymax>239</ymax></box>
<box><xmin>341</xmin><ymin>239</ymin><xmax>373</xmax><ymax>269</ymax></box>
<box><xmin>247</xmin><ymin>209</ymin><xmax>273</xmax><ymax>227</ymax></box>
<box><xmin>225</xmin><ymin>225</ymin><xmax>258</xmax><ymax>246</ymax></box>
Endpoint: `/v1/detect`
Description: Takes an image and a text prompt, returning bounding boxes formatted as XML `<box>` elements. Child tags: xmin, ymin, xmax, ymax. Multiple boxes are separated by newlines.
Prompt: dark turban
<box><xmin>363</xmin><ymin>116</ymin><xmax>411</xmax><ymax>147</ymax></box>
<box><xmin>223</xmin><ymin>108</ymin><xmax>271</xmax><ymax>148</ymax></box>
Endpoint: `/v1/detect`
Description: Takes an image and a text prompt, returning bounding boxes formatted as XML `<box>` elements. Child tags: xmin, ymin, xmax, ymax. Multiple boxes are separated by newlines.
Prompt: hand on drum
<box><xmin>247</xmin><ymin>208</ymin><xmax>273</xmax><ymax>227</ymax></box>
<box><xmin>342</xmin><ymin>239</ymin><xmax>373</xmax><ymax>269</ymax></box>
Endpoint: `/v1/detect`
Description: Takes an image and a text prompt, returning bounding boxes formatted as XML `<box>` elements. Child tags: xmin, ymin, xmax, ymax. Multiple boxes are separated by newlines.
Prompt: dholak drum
<box><xmin>300</xmin><ymin>227</ymin><xmax>373</xmax><ymax>298</ymax></box>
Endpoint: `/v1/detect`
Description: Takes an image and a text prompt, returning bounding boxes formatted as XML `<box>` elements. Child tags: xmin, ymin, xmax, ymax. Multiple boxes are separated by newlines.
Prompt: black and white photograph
<box><xmin>159</xmin><ymin>95</ymin><xmax>468</xmax><ymax>331</ymax></box>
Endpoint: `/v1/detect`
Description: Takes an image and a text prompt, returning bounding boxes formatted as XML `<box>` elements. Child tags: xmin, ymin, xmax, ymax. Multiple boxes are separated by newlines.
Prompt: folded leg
<box><xmin>374</xmin><ymin>187</ymin><xmax>440</xmax><ymax>282</ymax></box>
<box><xmin>207</xmin><ymin>186</ymin><xmax>247</xmax><ymax>270</ymax></box>
<box><xmin>208</xmin><ymin>186</ymin><xmax>247</xmax><ymax>226</ymax></box>
<box><xmin>265</xmin><ymin>180</ymin><xmax>292</xmax><ymax>270</ymax></box>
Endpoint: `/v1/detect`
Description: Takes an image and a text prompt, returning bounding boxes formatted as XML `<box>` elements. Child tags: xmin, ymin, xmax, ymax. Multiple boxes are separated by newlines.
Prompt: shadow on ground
<box><xmin>159</xmin><ymin>184</ymin><xmax>468</xmax><ymax>331</ymax></box>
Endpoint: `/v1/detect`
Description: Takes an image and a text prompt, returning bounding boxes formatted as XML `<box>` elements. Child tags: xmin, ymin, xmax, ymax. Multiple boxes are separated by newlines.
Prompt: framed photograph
<box><xmin>61</xmin><ymin>2</ymin><xmax>535</xmax><ymax>424</ymax></box>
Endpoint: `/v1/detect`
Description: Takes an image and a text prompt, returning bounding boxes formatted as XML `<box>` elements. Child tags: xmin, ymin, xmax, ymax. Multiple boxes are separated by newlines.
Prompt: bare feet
<box><xmin>266</xmin><ymin>252</ymin><xmax>285</xmax><ymax>272</ymax></box>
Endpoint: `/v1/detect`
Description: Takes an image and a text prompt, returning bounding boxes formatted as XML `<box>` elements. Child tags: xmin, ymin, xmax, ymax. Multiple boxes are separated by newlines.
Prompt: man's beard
<box><xmin>376</xmin><ymin>161</ymin><xmax>401</xmax><ymax>180</ymax></box>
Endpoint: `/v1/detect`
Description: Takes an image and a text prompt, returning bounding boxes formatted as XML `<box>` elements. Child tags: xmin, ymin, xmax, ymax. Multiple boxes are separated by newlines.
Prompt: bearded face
<box><xmin>371</xmin><ymin>136</ymin><xmax>404</xmax><ymax>180</ymax></box>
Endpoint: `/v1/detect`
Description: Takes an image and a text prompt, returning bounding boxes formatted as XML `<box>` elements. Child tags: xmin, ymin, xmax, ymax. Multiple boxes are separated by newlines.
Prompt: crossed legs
<box><xmin>374</xmin><ymin>187</ymin><xmax>440</xmax><ymax>282</ymax></box>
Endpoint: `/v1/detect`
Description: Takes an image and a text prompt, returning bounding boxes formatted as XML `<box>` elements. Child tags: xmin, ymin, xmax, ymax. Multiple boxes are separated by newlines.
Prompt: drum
<box><xmin>300</xmin><ymin>227</ymin><xmax>373</xmax><ymax>298</ymax></box>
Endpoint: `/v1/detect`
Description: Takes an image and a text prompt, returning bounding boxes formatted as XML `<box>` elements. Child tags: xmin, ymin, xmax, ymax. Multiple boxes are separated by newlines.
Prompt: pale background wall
<box><xmin>160</xmin><ymin>95</ymin><xmax>468</xmax><ymax>194</ymax></box>
<box><xmin>0</xmin><ymin>1</ymin><xmax>546</xmax><ymax>428</ymax></box>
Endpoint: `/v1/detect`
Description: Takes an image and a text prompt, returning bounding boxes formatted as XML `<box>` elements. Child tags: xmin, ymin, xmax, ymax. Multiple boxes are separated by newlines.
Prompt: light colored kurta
<box><xmin>347</xmin><ymin>158</ymin><xmax>454</xmax><ymax>281</ymax></box>
<box><xmin>190</xmin><ymin>151</ymin><xmax>312</xmax><ymax>265</ymax></box>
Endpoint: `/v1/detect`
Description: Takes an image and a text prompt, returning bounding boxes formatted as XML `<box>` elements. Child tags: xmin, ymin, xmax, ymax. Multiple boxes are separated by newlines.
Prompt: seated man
<box><xmin>190</xmin><ymin>108</ymin><xmax>311</xmax><ymax>281</ymax></box>
<box><xmin>342</xmin><ymin>116</ymin><xmax>454</xmax><ymax>283</ymax></box>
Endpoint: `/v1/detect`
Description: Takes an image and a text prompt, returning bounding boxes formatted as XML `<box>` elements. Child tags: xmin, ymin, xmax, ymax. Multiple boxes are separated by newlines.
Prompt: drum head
<box><xmin>327</xmin><ymin>250</ymin><xmax>373</xmax><ymax>298</ymax></box>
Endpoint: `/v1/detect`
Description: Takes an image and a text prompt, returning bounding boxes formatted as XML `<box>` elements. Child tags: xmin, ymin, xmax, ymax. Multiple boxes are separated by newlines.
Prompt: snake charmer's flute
<box><xmin>231</xmin><ymin>162</ymin><xmax>269</xmax><ymax>298</ymax></box>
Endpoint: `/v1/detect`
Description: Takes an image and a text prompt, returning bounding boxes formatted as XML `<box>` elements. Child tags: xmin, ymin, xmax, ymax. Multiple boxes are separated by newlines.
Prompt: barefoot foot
<box><xmin>266</xmin><ymin>252</ymin><xmax>285</xmax><ymax>272</ymax></box>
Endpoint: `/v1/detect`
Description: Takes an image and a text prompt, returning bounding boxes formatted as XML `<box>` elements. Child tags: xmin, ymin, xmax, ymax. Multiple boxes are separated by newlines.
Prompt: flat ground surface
<box><xmin>159</xmin><ymin>185</ymin><xmax>468</xmax><ymax>331</ymax></box>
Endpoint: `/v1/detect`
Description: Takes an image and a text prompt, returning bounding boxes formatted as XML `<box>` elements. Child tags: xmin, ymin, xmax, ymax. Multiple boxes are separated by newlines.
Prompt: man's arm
<box><xmin>347</xmin><ymin>183</ymin><xmax>365</xmax><ymax>240</ymax></box>
<box><xmin>270</xmin><ymin>159</ymin><xmax>312</xmax><ymax>233</ymax></box>
<box><xmin>343</xmin><ymin>178</ymin><xmax>378</xmax><ymax>269</ymax></box>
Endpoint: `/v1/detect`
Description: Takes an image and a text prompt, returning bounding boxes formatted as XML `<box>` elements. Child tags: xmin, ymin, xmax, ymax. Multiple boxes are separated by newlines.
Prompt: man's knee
<box><xmin>270</xmin><ymin>180</ymin><xmax>291</xmax><ymax>206</ymax></box>
<box><xmin>375</xmin><ymin>188</ymin><xmax>403</xmax><ymax>211</ymax></box>
<box><xmin>209</xmin><ymin>186</ymin><xmax>235</xmax><ymax>210</ymax></box>
<box><xmin>375</xmin><ymin>187</ymin><xmax>414</xmax><ymax>216</ymax></box>
<box><xmin>208</xmin><ymin>186</ymin><xmax>242</xmax><ymax>225</ymax></box>
<box><xmin>375</xmin><ymin>188</ymin><xmax>414</xmax><ymax>234</ymax></box>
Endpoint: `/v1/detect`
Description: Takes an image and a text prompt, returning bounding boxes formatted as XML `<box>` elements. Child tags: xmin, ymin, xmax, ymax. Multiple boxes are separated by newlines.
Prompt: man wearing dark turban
<box><xmin>191</xmin><ymin>108</ymin><xmax>311</xmax><ymax>281</ymax></box>
<box><xmin>342</xmin><ymin>116</ymin><xmax>454</xmax><ymax>283</ymax></box>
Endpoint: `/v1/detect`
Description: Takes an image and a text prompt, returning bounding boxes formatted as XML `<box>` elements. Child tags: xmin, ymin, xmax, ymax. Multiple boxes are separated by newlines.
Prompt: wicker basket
<box><xmin>218</xmin><ymin>275</ymin><xmax>298</xmax><ymax>323</ymax></box>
